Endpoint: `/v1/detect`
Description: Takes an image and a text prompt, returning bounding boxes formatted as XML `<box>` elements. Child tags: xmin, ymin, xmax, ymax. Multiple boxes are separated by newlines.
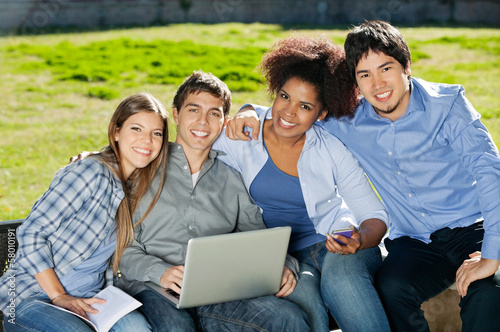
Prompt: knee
<box><xmin>464</xmin><ymin>277</ymin><xmax>500</xmax><ymax>306</ymax></box>
<box><xmin>326</xmin><ymin>248</ymin><xmax>381</xmax><ymax>279</ymax></box>
<box><xmin>111</xmin><ymin>310</ymin><xmax>152</xmax><ymax>332</ymax></box>
<box><xmin>273</xmin><ymin>301</ymin><xmax>310</xmax><ymax>331</ymax></box>
<box><xmin>375</xmin><ymin>267</ymin><xmax>414</xmax><ymax>303</ymax></box>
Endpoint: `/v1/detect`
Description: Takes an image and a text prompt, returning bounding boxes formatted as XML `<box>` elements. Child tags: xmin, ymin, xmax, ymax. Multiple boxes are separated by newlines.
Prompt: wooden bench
<box><xmin>0</xmin><ymin>219</ymin><xmax>23</xmax><ymax>330</ymax></box>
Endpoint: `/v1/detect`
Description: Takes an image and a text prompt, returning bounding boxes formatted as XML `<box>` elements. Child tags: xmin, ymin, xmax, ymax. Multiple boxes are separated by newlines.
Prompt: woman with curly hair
<box><xmin>214</xmin><ymin>35</ymin><xmax>391</xmax><ymax>332</ymax></box>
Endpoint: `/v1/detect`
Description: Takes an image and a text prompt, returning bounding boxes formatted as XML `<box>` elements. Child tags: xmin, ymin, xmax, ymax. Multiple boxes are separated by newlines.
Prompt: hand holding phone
<box><xmin>331</xmin><ymin>227</ymin><xmax>353</xmax><ymax>245</ymax></box>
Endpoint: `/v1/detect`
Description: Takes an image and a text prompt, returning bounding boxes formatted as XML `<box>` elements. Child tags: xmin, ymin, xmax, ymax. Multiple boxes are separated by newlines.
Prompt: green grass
<box><xmin>8</xmin><ymin>39</ymin><xmax>266</xmax><ymax>92</ymax></box>
<box><xmin>0</xmin><ymin>23</ymin><xmax>499</xmax><ymax>220</ymax></box>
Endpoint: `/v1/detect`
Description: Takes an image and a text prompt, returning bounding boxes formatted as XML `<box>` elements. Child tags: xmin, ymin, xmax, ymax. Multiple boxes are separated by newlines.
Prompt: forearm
<box><xmin>34</xmin><ymin>268</ymin><xmax>66</xmax><ymax>300</ymax></box>
<box><xmin>119</xmin><ymin>244</ymin><xmax>172</xmax><ymax>285</ymax></box>
<box><xmin>358</xmin><ymin>218</ymin><xmax>387</xmax><ymax>250</ymax></box>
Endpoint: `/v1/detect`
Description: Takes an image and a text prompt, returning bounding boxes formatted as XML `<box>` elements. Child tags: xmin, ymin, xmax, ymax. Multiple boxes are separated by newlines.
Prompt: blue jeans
<box><xmin>286</xmin><ymin>242</ymin><xmax>390</xmax><ymax>332</ymax></box>
<box><xmin>135</xmin><ymin>289</ymin><xmax>310</xmax><ymax>332</ymax></box>
<box><xmin>3</xmin><ymin>293</ymin><xmax>151</xmax><ymax>332</ymax></box>
<box><xmin>376</xmin><ymin>221</ymin><xmax>500</xmax><ymax>332</ymax></box>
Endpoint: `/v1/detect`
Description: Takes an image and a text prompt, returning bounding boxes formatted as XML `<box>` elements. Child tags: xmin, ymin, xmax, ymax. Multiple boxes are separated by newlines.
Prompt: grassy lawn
<box><xmin>0</xmin><ymin>23</ymin><xmax>499</xmax><ymax>220</ymax></box>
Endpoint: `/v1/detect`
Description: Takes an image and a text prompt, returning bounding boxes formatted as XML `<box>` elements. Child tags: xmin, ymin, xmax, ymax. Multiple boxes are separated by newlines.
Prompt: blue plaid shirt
<box><xmin>0</xmin><ymin>158</ymin><xmax>124</xmax><ymax>313</ymax></box>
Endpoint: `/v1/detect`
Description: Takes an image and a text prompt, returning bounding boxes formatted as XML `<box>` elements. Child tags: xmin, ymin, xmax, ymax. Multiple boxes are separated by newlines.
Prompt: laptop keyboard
<box><xmin>166</xmin><ymin>288</ymin><xmax>180</xmax><ymax>299</ymax></box>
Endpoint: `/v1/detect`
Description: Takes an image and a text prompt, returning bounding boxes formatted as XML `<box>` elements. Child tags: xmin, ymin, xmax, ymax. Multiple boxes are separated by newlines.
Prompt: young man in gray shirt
<box><xmin>117</xmin><ymin>71</ymin><xmax>309</xmax><ymax>331</ymax></box>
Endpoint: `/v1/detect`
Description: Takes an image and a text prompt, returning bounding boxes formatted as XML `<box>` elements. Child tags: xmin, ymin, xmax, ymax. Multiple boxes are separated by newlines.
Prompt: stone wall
<box><xmin>0</xmin><ymin>0</ymin><xmax>498</xmax><ymax>34</ymax></box>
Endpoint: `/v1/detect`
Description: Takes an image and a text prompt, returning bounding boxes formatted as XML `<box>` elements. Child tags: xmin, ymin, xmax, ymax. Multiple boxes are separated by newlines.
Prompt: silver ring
<box><xmin>337</xmin><ymin>251</ymin><xmax>343</xmax><ymax>255</ymax></box>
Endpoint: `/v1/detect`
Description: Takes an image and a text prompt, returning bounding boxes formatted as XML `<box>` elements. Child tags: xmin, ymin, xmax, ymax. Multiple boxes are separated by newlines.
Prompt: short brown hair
<box><xmin>173</xmin><ymin>70</ymin><xmax>231</xmax><ymax>117</ymax></box>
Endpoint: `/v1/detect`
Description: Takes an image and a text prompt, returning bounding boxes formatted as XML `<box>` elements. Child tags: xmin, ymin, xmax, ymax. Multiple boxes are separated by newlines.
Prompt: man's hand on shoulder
<box><xmin>456</xmin><ymin>252</ymin><xmax>500</xmax><ymax>298</ymax></box>
<box><xmin>225</xmin><ymin>106</ymin><xmax>260</xmax><ymax>141</ymax></box>
<box><xmin>69</xmin><ymin>151</ymin><xmax>97</xmax><ymax>164</ymax></box>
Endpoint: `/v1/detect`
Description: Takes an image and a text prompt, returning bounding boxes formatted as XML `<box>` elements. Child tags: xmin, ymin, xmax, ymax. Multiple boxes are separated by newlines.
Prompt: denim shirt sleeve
<box><xmin>445</xmin><ymin>88</ymin><xmax>500</xmax><ymax>260</ymax></box>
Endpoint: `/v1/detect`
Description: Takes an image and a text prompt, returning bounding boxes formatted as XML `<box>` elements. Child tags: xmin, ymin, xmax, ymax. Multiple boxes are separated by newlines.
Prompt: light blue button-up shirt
<box><xmin>317</xmin><ymin>77</ymin><xmax>500</xmax><ymax>260</ymax></box>
<box><xmin>213</xmin><ymin>108</ymin><xmax>389</xmax><ymax>237</ymax></box>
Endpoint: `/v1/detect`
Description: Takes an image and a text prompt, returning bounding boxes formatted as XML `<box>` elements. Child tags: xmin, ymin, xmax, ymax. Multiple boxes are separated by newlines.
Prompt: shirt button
<box><xmin>188</xmin><ymin>225</ymin><xmax>193</xmax><ymax>230</ymax></box>
<box><xmin>421</xmin><ymin>213</ymin><xmax>425</xmax><ymax>217</ymax></box>
<box><xmin>397</xmin><ymin>171</ymin><xmax>401</xmax><ymax>175</ymax></box>
<box><xmin>408</xmin><ymin>193</ymin><xmax>412</xmax><ymax>198</ymax></box>
<box><xmin>390</xmin><ymin>123</ymin><xmax>394</xmax><ymax>126</ymax></box>
<box><xmin>327</xmin><ymin>200</ymin><xmax>331</xmax><ymax>203</ymax></box>
<box><xmin>183</xmin><ymin>165</ymin><xmax>188</xmax><ymax>170</ymax></box>
<box><xmin>191</xmin><ymin>195</ymin><xmax>195</xmax><ymax>199</ymax></box>
<box><xmin>388</xmin><ymin>151</ymin><xmax>393</xmax><ymax>155</ymax></box>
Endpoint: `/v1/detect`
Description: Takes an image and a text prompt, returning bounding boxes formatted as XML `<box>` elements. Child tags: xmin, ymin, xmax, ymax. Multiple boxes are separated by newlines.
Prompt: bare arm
<box><xmin>35</xmin><ymin>268</ymin><xmax>105</xmax><ymax>319</ymax></box>
<box><xmin>325</xmin><ymin>218</ymin><xmax>387</xmax><ymax>255</ymax></box>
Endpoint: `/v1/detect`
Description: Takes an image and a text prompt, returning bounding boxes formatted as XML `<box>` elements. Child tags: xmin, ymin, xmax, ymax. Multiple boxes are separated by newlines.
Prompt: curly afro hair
<box><xmin>259</xmin><ymin>34</ymin><xmax>359</xmax><ymax>119</ymax></box>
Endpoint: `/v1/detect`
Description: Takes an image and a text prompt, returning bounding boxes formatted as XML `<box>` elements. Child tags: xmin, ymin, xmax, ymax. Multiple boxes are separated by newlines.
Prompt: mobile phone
<box><xmin>331</xmin><ymin>227</ymin><xmax>353</xmax><ymax>245</ymax></box>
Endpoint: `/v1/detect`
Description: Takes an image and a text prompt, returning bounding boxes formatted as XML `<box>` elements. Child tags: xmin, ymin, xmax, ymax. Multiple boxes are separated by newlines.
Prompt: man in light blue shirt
<box><xmin>227</xmin><ymin>20</ymin><xmax>500</xmax><ymax>331</ymax></box>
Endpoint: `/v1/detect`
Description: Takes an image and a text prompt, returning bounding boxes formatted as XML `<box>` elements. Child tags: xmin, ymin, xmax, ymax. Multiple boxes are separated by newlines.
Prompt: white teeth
<box><xmin>280</xmin><ymin>118</ymin><xmax>296</xmax><ymax>127</ymax></box>
<box><xmin>191</xmin><ymin>130</ymin><xmax>209</xmax><ymax>137</ymax></box>
<box><xmin>376</xmin><ymin>91</ymin><xmax>391</xmax><ymax>98</ymax></box>
<box><xmin>133</xmin><ymin>147</ymin><xmax>151</xmax><ymax>155</ymax></box>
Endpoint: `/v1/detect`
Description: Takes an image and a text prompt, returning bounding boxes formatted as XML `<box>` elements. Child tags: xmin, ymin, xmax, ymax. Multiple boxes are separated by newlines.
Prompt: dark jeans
<box><xmin>375</xmin><ymin>221</ymin><xmax>500</xmax><ymax>332</ymax></box>
<box><xmin>135</xmin><ymin>289</ymin><xmax>310</xmax><ymax>332</ymax></box>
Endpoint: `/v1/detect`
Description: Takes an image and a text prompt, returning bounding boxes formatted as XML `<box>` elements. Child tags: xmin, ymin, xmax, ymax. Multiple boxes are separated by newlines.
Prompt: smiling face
<box><xmin>355</xmin><ymin>50</ymin><xmax>411</xmax><ymax>121</ymax></box>
<box><xmin>115</xmin><ymin>111</ymin><xmax>165</xmax><ymax>179</ymax></box>
<box><xmin>173</xmin><ymin>91</ymin><xmax>225</xmax><ymax>158</ymax></box>
<box><xmin>270</xmin><ymin>76</ymin><xmax>327</xmax><ymax>141</ymax></box>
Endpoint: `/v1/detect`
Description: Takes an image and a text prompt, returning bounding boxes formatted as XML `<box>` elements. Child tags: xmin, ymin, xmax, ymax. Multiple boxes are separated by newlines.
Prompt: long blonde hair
<box><xmin>93</xmin><ymin>92</ymin><xmax>169</xmax><ymax>273</ymax></box>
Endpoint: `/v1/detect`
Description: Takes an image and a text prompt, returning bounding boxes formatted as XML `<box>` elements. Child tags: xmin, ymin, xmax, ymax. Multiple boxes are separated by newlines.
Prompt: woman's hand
<box><xmin>51</xmin><ymin>293</ymin><xmax>105</xmax><ymax>319</ymax></box>
<box><xmin>325</xmin><ymin>226</ymin><xmax>361</xmax><ymax>255</ymax></box>
<box><xmin>326</xmin><ymin>219</ymin><xmax>387</xmax><ymax>255</ymax></box>
<box><xmin>35</xmin><ymin>268</ymin><xmax>104</xmax><ymax>319</ymax></box>
<box><xmin>275</xmin><ymin>266</ymin><xmax>297</xmax><ymax>297</ymax></box>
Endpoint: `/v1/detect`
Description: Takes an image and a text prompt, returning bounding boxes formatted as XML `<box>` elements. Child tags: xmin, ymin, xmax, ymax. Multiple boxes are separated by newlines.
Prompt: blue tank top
<box><xmin>250</xmin><ymin>156</ymin><xmax>326</xmax><ymax>252</ymax></box>
<box><xmin>58</xmin><ymin>227</ymin><xmax>117</xmax><ymax>297</ymax></box>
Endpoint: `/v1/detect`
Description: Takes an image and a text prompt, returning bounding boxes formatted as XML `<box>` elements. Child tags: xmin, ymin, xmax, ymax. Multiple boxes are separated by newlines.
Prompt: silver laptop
<box><xmin>145</xmin><ymin>226</ymin><xmax>291</xmax><ymax>309</ymax></box>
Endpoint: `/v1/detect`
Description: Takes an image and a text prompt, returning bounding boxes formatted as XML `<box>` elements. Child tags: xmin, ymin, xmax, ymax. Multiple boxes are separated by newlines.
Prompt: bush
<box><xmin>88</xmin><ymin>86</ymin><xmax>119</xmax><ymax>100</ymax></box>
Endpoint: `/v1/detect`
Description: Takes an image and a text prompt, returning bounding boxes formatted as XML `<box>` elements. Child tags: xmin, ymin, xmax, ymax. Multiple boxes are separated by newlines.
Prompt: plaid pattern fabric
<box><xmin>0</xmin><ymin>158</ymin><xmax>124</xmax><ymax>313</ymax></box>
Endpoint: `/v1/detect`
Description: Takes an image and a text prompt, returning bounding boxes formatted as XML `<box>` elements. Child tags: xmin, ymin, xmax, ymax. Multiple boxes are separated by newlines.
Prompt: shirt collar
<box><xmin>361</xmin><ymin>79</ymin><xmax>424</xmax><ymax>121</ymax></box>
<box><xmin>168</xmin><ymin>141</ymin><xmax>217</xmax><ymax>175</ymax></box>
